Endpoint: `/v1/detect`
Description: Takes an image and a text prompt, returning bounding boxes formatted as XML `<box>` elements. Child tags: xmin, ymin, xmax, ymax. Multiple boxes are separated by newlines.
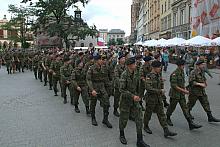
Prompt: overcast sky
<box><xmin>0</xmin><ymin>0</ymin><xmax>132</xmax><ymax>36</ymax></box>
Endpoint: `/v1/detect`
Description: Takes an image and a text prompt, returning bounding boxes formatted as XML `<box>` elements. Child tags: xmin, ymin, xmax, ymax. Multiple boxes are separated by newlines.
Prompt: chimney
<box><xmin>3</xmin><ymin>15</ymin><xmax>6</xmax><ymax>19</ymax></box>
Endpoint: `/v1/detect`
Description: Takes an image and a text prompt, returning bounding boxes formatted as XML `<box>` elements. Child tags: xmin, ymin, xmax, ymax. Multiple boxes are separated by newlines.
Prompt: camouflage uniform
<box><xmin>144</xmin><ymin>72</ymin><xmax>168</xmax><ymax>129</ymax></box>
<box><xmin>50</xmin><ymin>59</ymin><xmax>63</xmax><ymax>96</ymax></box>
<box><xmin>71</xmin><ymin>62</ymin><xmax>90</xmax><ymax>112</ymax></box>
<box><xmin>119</xmin><ymin>68</ymin><xmax>143</xmax><ymax>134</ymax></box>
<box><xmin>60</xmin><ymin>62</ymin><xmax>74</xmax><ymax>103</ymax></box>
<box><xmin>37</xmin><ymin>56</ymin><xmax>44</xmax><ymax>82</ymax></box>
<box><xmin>187</xmin><ymin>68</ymin><xmax>211</xmax><ymax>113</ymax></box>
<box><xmin>86</xmin><ymin>62</ymin><xmax>112</xmax><ymax>127</ymax></box>
<box><xmin>32</xmin><ymin>55</ymin><xmax>39</xmax><ymax>79</ymax></box>
<box><xmin>4</xmin><ymin>52</ymin><xmax>13</xmax><ymax>74</ymax></box>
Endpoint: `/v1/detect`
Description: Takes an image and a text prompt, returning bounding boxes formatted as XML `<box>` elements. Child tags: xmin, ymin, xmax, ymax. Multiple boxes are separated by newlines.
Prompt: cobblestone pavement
<box><xmin>0</xmin><ymin>65</ymin><xmax>220</xmax><ymax>147</ymax></box>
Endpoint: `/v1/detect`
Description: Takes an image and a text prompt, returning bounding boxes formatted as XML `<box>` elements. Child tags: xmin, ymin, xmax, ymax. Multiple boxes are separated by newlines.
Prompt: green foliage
<box><xmin>116</xmin><ymin>38</ymin><xmax>125</xmax><ymax>45</ymax></box>
<box><xmin>108</xmin><ymin>39</ymin><xmax>116</xmax><ymax>46</ymax></box>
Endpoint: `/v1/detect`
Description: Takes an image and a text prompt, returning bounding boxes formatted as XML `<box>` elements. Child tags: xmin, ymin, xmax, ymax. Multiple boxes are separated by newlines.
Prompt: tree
<box><xmin>33</xmin><ymin>0</ymin><xmax>96</xmax><ymax>49</ymax></box>
<box><xmin>116</xmin><ymin>38</ymin><xmax>125</xmax><ymax>45</ymax></box>
<box><xmin>108</xmin><ymin>39</ymin><xmax>116</xmax><ymax>46</ymax></box>
<box><xmin>2</xmin><ymin>5</ymin><xmax>35</xmax><ymax>49</ymax></box>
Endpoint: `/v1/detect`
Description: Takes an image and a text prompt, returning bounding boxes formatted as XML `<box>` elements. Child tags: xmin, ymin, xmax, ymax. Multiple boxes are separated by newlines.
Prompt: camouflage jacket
<box><xmin>189</xmin><ymin>68</ymin><xmax>206</xmax><ymax>96</ymax></box>
<box><xmin>50</xmin><ymin>60</ymin><xmax>63</xmax><ymax>77</ymax></box>
<box><xmin>139</xmin><ymin>63</ymin><xmax>152</xmax><ymax>81</ymax></box>
<box><xmin>145</xmin><ymin>72</ymin><xmax>163</xmax><ymax>104</ymax></box>
<box><xmin>114</xmin><ymin>63</ymin><xmax>125</xmax><ymax>88</ymax></box>
<box><xmin>71</xmin><ymin>67</ymin><xmax>87</xmax><ymax>88</ymax></box>
<box><xmin>169</xmin><ymin>68</ymin><xmax>185</xmax><ymax>99</ymax></box>
<box><xmin>60</xmin><ymin>63</ymin><xmax>73</xmax><ymax>82</ymax></box>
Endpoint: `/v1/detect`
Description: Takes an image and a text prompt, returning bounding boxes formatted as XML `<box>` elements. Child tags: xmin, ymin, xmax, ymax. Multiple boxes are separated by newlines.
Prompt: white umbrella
<box><xmin>134</xmin><ymin>41</ymin><xmax>143</xmax><ymax>46</ymax></box>
<box><xmin>211</xmin><ymin>37</ymin><xmax>220</xmax><ymax>46</ymax></box>
<box><xmin>155</xmin><ymin>38</ymin><xmax>167</xmax><ymax>47</ymax></box>
<box><xmin>166</xmin><ymin>37</ymin><xmax>186</xmax><ymax>46</ymax></box>
<box><xmin>183</xmin><ymin>36</ymin><xmax>212</xmax><ymax>47</ymax></box>
<box><xmin>144</xmin><ymin>39</ymin><xmax>158</xmax><ymax>47</ymax></box>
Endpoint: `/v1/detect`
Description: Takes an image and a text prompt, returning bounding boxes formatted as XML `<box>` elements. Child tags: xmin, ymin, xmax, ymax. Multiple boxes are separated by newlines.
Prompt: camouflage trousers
<box><xmin>144</xmin><ymin>101</ymin><xmax>168</xmax><ymax>129</ymax></box>
<box><xmin>166</xmin><ymin>98</ymin><xmax>190</xmax><ymax>119</ymax></box>
<box><xmin>119</xmin><ymin>96</ymin><xmax>143</xmax><ymax>134</ymax></box>
<box><xmin>48</xmin><ymin>72</ymin><xmax>53</xmax><ymax>89</ymax></box>
<box><xmin>38</xmin><ymin>69</ymin><xmax>43</xmax><ymax>81</ymax></box>
<box><xmin>61</xmin><ymin>82</ymin><xmax>73</xmax><ymax>100</ymax></box>
<box><xmin>52</xmin><ymin>76</ymin><xmax>61</xmax><ymax>94</ymax></box>
<box><xmin>33</xmin><ymin>66</ymin><xmax>38</xmax><ymax>79</ymax></box>
<box><xmin>43</xmin><ymin>70</ymin><xmax>48</xmax><ymax>85</ymax></box>
<box><xmin>73</xmin><ymin>85</ymin><xmax>89</xmax><ymax>107</ymax></box>
<box><xmin>90</xmin><ymin>83</ymin><xmax>110</xmax><ymax>114</ymax></box>
<box><xmin>113</xmin><ymin>88</ymin><xmax>121</xmax><ymax>109</ymax></box>
<box><xmin>187</xmin><ymin>94</ymin><xmax>211</xmax><ymax>113</ymax></box>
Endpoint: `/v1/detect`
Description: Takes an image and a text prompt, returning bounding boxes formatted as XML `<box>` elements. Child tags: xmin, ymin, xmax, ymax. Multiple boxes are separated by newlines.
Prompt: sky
<box><xmin>0</xmin><ymin>0</ymin><xmax>132</xmax><ymax>36</ymax></box>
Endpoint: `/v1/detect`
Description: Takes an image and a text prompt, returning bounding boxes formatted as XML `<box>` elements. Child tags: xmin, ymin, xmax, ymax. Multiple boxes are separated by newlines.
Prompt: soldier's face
<box><xmin>198</xmin><ymin>63</ymin><xmax>205</xmax><ymax>70</ymax></box>
<box><xmin>155</xmin><ymin>67</ymin><xmax>161</xmax><ymax>73</ymax></box>
<box><xmin>128</xmin><ymin>63</ymin><xmax>136</xmax><ymax>71</ymax></box>
<box><xmin>120</xmin><ymin>57</ymin><xmax>125</xmax><ymax>64</ymax></box>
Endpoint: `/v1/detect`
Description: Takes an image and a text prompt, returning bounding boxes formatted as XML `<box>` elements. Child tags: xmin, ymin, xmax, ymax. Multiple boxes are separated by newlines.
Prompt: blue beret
<box><xmin>143</xmin><ymin>56</ymin><xmax>152</xmax><ymax>62</ymax></box>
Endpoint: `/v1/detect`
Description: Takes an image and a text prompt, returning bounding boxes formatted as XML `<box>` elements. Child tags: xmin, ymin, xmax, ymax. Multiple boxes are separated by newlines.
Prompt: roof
<box><xmin>108</xmin><ymin>29</ymin><xmax>125</xmax><ymax>34</ymax></box>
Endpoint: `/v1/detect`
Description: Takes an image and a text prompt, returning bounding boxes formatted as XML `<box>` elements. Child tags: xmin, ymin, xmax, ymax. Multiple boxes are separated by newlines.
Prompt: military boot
<box><xmin>102</xmin><ymin>108</ymin><xmax>112</xmax><ymax>128</ymax></box>
<box><xmin>166</xmin><ymin>116</ymin><xmax>173</xmax><ymax>126</ymax></box>
<box><xmin>54</xmin><ymin>90</ymin><xmax>58</xmax><ymax>96</ymax></box>
<box><xmin>74</xmin><ymin>105</ymin><xmax>80</xmax><ymax>113</ymax></box>
<box><xmin>113</xmin><ymin>108</ymin><xmax>120</xmax><ymax>117</ymax></box>
<box><xmin>136</xmin><ymin>134</ymin><xmax>150</xmax><ymax>147</ymax></box>
<box><xmin>86</xmin><ymin>106</ymin><xmax>90</xmax><ymax>115</ymax></box>
<box><xmin>207</xmin><ymin>112</ymin><xmax>220</xmax><ymax>122</ymax></box>
<box><xmin>119</xmin><ymin>130</ymin><xmax>127</xmax><ymax>145</ymax></box>
<box><xmin>186</xmin><ymin>118</ymin><xmax>202</xmax><ymax>130</ymax></box>
<box><xmin>144</xmin><ymin>125</ymin><xmax>152</xmax><ymax>134</ymax></box>
<box><xmin>163</xmin><ymin>127</ymin><xmax>177</xmax><ymax>138</ymax></box>
<box><xmin>63</xmin><ymin>97</ymin><xmax>67</xmax><ymax>104</ymax></box>
<box><xmin>70</xmin><ymin>99</ymin><xmax>74</xmax><ymax>105</ymax></box>
<box><xmin>163</xmin><ymin>100</ymin><xmax>169</xmax><ymax>108</ymax></box>
<box><xmin>91</xmin><ymin>112</ymin><xmax>98</xmax><ymax>126</ymax></box>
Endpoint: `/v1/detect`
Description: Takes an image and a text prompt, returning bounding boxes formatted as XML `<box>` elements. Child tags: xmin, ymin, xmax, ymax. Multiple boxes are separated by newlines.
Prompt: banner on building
<box><xmin>191</xmin><ymin>0</ymin><xmax>220</xmax><ymax>38</ymax></box>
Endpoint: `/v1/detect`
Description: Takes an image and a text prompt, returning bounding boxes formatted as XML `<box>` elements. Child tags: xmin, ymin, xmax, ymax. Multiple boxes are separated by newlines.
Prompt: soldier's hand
<box><xmin>53</xmin><ymin>72</ymin><xmax>56</xmax><ymax>76</ymax></box>
<box><xmin>66</xmin><ymin>81</ymin><xmax>71</xmax><ymax>84</ymax></box>
<box><xmin>77</xmin><ymin>86</ymin><xmax>81</xmax><ymax>91</ymax></box>
<box><xmin>91</xmin><ymin>90</ymin><xmax>97</xmax><ymax>97</ymax></box>
<box><xmin>197</xmin><ymin>83</ymin><xmax>206</xmax><ymax>88</ymax></box>
<box><xmin>133</xmin><ymin>95</ymin><xmax>140</xmax><ymax>102</ymax></box>
<box><xmin>183</xmin><ymin>89</ymin><xmax>189</xmax><ymax>95</ymax></box>
<box><xmin>161</xmin><ymin>89</ymin><xmax>165</xmax><ymax>94</ymax></box>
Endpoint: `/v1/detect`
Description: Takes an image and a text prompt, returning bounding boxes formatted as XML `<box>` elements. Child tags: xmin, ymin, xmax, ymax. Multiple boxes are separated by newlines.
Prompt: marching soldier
<box><xmin>113</xmin><ymin>54</ymin><xmax>126</xmax><ymax>117</ymax></box>
<box><xmin>4</xmin><ymin>51</ymin><xmax>13</xmax><ymax>74</ymax></box>
<box><xmin>60</xmin><ymin>55</ymin><xmax>74</xmax><ymax>104</ymax></box>
<box><xmin>37</xmin><ymin>54</ymin><xmax>44</xmax><ymax>82</ymax></box>
<box><xmin>166</xmin><ymin>59</ymin><xmax>202</xmax><ymax>130</ymax></box>
<box><xmin>119</xmin><ymin>57</ymin><xmax>149</xmax><ymax>147</ymax></box>
<box><xmin>143</xmin><ymin>60</ymin><xmax>177</xmax><ymax>138</ymax></box>
<box><xmin>50</xmin><ymin>55</ymin><xmax>63</xmax><ymax>96</ymax></box>
<box><xmin>86</xmin><ymin>54</ymin><xmax>112</xmax><ymax>128</ymax></box>
<box><xmin>32</xmin><ymin>53</ymin><xmax>39</xmax><ymax>79</ymax></box>
<box><xmin>71</xmin><ymin>58</ymin><xmax>90</xmax><ymax>114</ymax></box>
<box><xmin>187</xmin><ymin>59</ymin><xmax>220</xmax><ymax>122</ymax></box>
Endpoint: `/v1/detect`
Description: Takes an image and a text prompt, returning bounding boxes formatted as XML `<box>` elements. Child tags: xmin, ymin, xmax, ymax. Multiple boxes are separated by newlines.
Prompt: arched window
<box><xmin>89</xmin><ymin>43</ymin><xmax>93</xmax><ymax>47</ymax></box>
<box><xmin>80</xmin><ymin>43</ymin><xmax>84</xmax><ymax>47</ymax></box>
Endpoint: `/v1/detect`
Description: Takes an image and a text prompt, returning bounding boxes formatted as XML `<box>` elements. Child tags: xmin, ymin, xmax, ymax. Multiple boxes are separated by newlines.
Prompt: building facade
<box><xmin>136</xmin><ymin>0</ymin><xmax>145</xmax><ymax>41</ymax></box>
<box><xmin>160</xmin><ymin>0</ymin><xmax>172</xmax><ymax>39</ymax></box>
<box><xmin>131</xmin><ymin>0</ymin><xmax>140</xmax><ymax>43</ymax></box>
<box><xmin>107</xmin><ymin>29</ymin><xmax>125</xmax><ymax>42</ymax></box>
<box><xmin>171</xmin><ymin>0</ymin><xmax>191</xmax><ymax>39</ymax></box>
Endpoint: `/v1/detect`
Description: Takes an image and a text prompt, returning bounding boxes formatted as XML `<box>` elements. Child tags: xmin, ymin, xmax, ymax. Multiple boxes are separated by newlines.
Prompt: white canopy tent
<box><xmin>165</xmin><ymin>37</ymin><xmax>186</xmax><ymax>47</ymax></box>
<box><xmin>143</xmin><ymin>39</ymin><xmax>158</xmax><ymax>47</ymax></box>
<box><xmin>211</xmin><ymin>37</ymin><xmax>220</xmax><ymax>46</ymax></box>
<box><xmin>155</xmin><ymin>38</ymin><xmax>167</xmax><ymax>47</ymax></box>
<box><xmin>134</xmin><ymin>41</ymin><xmax>143</xmax><ymax>46</ymax></box>
<box><xmin>182</xmin><ymin>36</ymin><xmax>212</xmax><ymax>47</ymax></box>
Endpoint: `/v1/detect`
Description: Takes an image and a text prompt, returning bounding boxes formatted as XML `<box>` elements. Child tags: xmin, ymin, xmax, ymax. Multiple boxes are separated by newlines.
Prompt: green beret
<box><xmin>176</xmin><ymin>59</ymin><xmax>186</xmax><ymax>66</ymax></box>
<box><xmin>195</xmin><ymin>59</ymin><xmax>205</xmax><ymax>65</ymax></box>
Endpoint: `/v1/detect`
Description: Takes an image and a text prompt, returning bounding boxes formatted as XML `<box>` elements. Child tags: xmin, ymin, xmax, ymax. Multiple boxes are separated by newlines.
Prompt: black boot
<box><xmin>49</xmin><ymin>85</ymin><xmax>53</xmax><ymax>90</ymax></box>
<box><xmin>144</xmin><ymin>126</ymin><xmax>152</xmax><ymax>134</ymax></box>
<box><xmin>207</xmin><ymin>112</ymin><xmax>220</xmax><ymax>122</ymax></box>
<box><xmin>75</xmin><ymin>105</ymin><xmax>80</xmax><ymax>113</ymax></box>
<box><xmin>54</xmin><ymin>91</ymin><xmax>58</xmax><ymax>96</ymax></box>
<box><xmin>166</xmin><ymin>116</ymin><xmax>173</xmax><ymax>126</ymax></box>
<box><xmin>44</xmin><ymin>82</ymin><xmax>47</xmax><ymax>86</ymax></box>
<box><xmin>102</xmin><ymin>108</ymin><xmax>112</xmax><ymax>128</ymax></box>
<box><xmin>91</xmin><ymin>113</ymin><xmax>98</xmax><ymax>126</ymax></box>
<box><xmin>136</xmin><ymin>134</ymin><xmax>150</xmax><ymax>147</ymax></box>
<box><xmin>186</xmin><ymin>118</ymin><xmax>202</xmax><ymax>130</ymax></box>
<box><xmin>163</xmin><ymin>100</ymin><xmax>169</xmax><ymax>108</ymax></box>
<box><xmin>86</xmin><ymin>106</ymin><xmax>90</xmax><ymax>115</ymax></box>
<box><xmin>119</xmin><ymin>130</ymin><xmax>127</xmax><ymax>145</ymax></box>
<box><xmin>63</xmin><ymin>97</ymin><xmax>67</xmax><ymax>104</ymax></box>
<box><xmin>113</xmin><ymin>108</ymin><xmax>120</xmax><ymax>117</ymax></box>
<box><xmin>164</xmin><ymin>127</ymin><xmax>177</xmax><ymax>138</ymax></box>
<box><xmin>70</xmin><ymin>99</ymin><xmax>74</xmax><ymax>105</ymax></box>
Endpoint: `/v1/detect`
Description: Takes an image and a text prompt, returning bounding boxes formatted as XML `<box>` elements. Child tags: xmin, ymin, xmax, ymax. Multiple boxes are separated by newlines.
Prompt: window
<box><xmin>173</xmin><ymin>13</ymin><xmax>177</xmax><ymax>27</ymax></box>
<box><xmin>189</xmin><ymin>6</ymin><xmax>192</xmax><ymax>23</ymax></box>
<box><xmin>168</xmin><ymin>14</ymin><xmax>171</xmax><ymax>29</ymax></box>
<box><xmin>180</xmin><ymin>9</ymin><xmax>184</xmax><ymax>25</ymax></box>
<box><xmin>165</xmin><ymin>2</ymin><xmax>166</xmax><ymax>12</ymax></box>
<box><xmin>162</xmin><ymin>5</ymin><xmax>163</xmax><ymax>14</ymax></box>
<box><xmin>168</xmin><ymin>0</ymin><xmax>170</xmax><ymax>9</ymax></box>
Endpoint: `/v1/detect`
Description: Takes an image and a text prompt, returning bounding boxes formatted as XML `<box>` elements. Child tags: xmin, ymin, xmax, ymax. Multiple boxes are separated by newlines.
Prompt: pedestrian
<box><xmin>143</xmin><ymin>60</ymin><xmax>177</xmax><ymax>138</ymax></box>
<box><xmin>166</xmin><ymin>59</ymin><xmax>202</xmax><ymax>130</ymax></box>
<box><xmin>119</xmin><ymin>57</ymin><xmax>150</xmax><ymax>147</ymax></box>
<box><xmin>187</xmin><ymin>59</ymin><xmax>220</xmax><ymax>122</ymax></box>
<box><xmin>60</xmin><ymin>55</ymin><xmax>74</xmax><ymax>104</ymax></box>
<box><xmin>86</xmin><ymin>54</ymin><xmax>112</xmax><ymax>128</ymax></box>
<box><xmin>162</xmin><ymin>49</ymin><xmax>169</xmax><ymax>72</ymax></box>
